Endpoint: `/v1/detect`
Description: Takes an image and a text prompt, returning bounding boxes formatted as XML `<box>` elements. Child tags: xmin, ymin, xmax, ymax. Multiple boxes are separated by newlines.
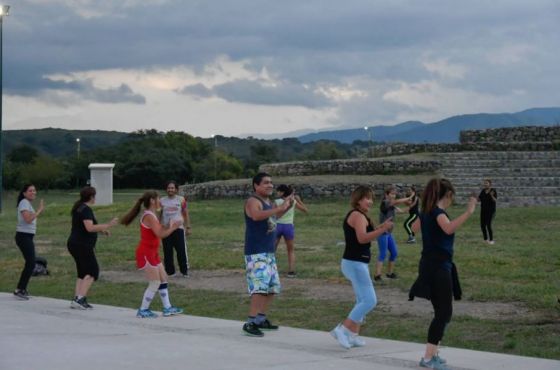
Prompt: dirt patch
<box><xmin>102</xmin><ymin>269</ymin><xmax>531</xmax><ymax>321</ymax></box>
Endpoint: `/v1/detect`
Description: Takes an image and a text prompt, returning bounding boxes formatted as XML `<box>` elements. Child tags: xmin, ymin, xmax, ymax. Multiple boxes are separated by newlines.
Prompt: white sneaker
<box><xmin>330</xmin><ymin>324</ymin><xmax>351</xmax><ymax>349</ymax></box>
<box><xmin>349</xmin><ymin>334</ymin><xmax>366</xmax><ymax>347</ymax></box>
<box><xmin>488</xmin><ymin>240</ymin><xmax>495</xmax><ymax>245</ymax></box>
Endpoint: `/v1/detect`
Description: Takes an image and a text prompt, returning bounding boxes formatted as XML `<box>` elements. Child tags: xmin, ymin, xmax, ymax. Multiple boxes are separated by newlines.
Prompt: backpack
<box><xmin>32</xmin><ymin>256</ymin><xmax>49</xmax><ymax>276</ymax></box>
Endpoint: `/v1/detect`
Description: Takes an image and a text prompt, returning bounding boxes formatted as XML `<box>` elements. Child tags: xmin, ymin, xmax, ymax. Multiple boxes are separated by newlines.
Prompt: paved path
<box><xmin>1</xmin><ymin>293</ymin><xmax>558</xmax><ymax>370</ymax></box>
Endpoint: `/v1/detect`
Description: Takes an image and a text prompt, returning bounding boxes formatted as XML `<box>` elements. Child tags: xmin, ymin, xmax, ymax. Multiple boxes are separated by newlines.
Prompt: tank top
<box><xmin>275</xmin><ymin>198</ymin><xmax>296</xmax><ymax>224</ymax></box>
<box><xmin>244</xmin><ymin>196</ymin><xmax>276</xmax><ymax>255</ymax></box>
<box><xmin>342</xmin><ymin>209</ymin><xmax>375</xmax><ymax>263</ymax></box>
<box><xmin>139</xmin><ymin>211</ymin><xmax>160</xmax><ymax>250</ymax></box>
<box><xmin>409</xmin><ymin>195</ymin><xmax>419</xmax><ymax>215</ymax></box>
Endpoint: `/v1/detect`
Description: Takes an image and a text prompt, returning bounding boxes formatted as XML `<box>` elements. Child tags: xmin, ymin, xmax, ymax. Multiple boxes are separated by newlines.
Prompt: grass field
<box><xmin>1</xmin><ymin>189</ymin><xmax>559</xmax><ymax>359</ymax></box>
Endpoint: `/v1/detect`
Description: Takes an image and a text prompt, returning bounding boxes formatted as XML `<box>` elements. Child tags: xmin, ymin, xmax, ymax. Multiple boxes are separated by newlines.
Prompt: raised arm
<box><xmin>21</xmin><ymin>199</ymin><xmax>44</xmax><ymax>224</ymax></box>
<box><xmin>83</xmin><ymin>217</ymin><xmax>118</xmax><ymax>233</ymax></box>
<box><xmin>143</xmin><ymin>213</ymin><xmax>181</xmax><ymax>239</ymax></box>
<box><xmin>349</xmin><ymin>212</ymin><xmax>393</xmax><ymax>244</ymax></box>
<box><xmin>437</xmin><ymin>197</ymin><xmax>477</xmax><ymax>235</ymax></box>
<box><xmin>245</xmin><ymin>196</ymin><xmax>293</xmax><ymax>221</ymax></box>
<box><xmin>294</xmin><ymin>195</ymin><xmax>308</xmax><ymax>214</ymax></box>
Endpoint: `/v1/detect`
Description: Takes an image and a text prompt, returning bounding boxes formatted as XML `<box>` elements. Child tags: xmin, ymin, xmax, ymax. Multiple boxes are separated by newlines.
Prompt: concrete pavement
<box><xmin>0</xmin><ymin>293</ymin><xmax>558</xmax><ymax>370</ymax></box>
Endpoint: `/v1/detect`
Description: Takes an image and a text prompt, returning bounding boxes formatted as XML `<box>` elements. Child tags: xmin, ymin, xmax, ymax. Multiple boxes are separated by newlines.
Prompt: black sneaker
<box><xmin>70</xmin><ymin>297</ymin><xmax>88</xmax><ymax>310</ymax></box>
<box><xmin>374</xmin><ymin>275</ymin><xmax>383</xmax><ymax>282</ymax></box>
<box><xmin>82</xmin><ymin>297</ymin><xmax>93</xmax><ymax>309</ymax></box>
<box><xmin>386</xmin><ymin>272</ymin><xmax>398</xmax><ymax>279</ymax></box>
<box><xmin>287</xmin><ymin>271</ymin><xmax>296</xmax><ymax>278</ymax></box>
<box><xmin>257</xmin><ymin>318</ymin><xmax>279</xmax><ymax>330</ymax></box>
<box><xmin>242</xmin><ymin>322</ymin><xmax>264</xmax><ymax>337</ymax></box>
<box><xmin>13</xmin><ymin>289</ymin><xmax>29</xmax><ymax>301</ymax></box>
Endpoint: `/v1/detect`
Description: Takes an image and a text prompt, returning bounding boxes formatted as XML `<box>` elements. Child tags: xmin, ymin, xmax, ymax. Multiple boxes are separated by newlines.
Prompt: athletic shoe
<box><xmin>373</xmin><ymin>275</ymin><xmax>383</xmax><ymax>282</ymax></box>
<box><xmin>330</xmin><ymin>324</ymin><xmax>351</xmax><ymax>349</ymax></box>
<box><xmin>162</xmin><ymin>306</ymin><xmax>183</xmax><ymax>317</ymax></box>
<box><xmin>434</xmin><ymin>352</ymin><xmax>447</xmax><ymax>364</ymax></box>
<box><xmin>82</xmin><ymin>297</ymin><xmax>93</xmax><ymax>309</ymax></box>
<box><xmin>182</xmin><ymin>273</ymin><xmax>189</xmax><ymax>278</ymax></box>
<box><xmin>70</xmin><ymin>297</ymin><xmax>88</xmax><ymax>310</ymax></box>
<box><xmin>242</xmin><ymin>322</ymin><xmax>264</xmax><ymax>337</ymax></box>
<box><xmin>488</xmin><ymin>240</ymin><xmax>495</xmax><ymax>245</ymax></box>
<box><xmin>419</xmin><ymin>356</ymin><xmax>449</xmax><ymax>369</ymax></box>
<box><xmin>406</xmin><ymin>236</ymin><xmax>416</xmax><ymax>243</ymax></box>
<box><xmin>386</xmin><ymin>272</ymin><xmax>398</xmax><ymax>279</ymax></box>
<box><xmin>257</xmin><ymin>318</ymin><xmax>279</xmax><ymax>330</ymax></box>
<box><xmin>167</xmin><ymin>273</ymin><xmax>176</xmax><ymax>277</ymax></box>
<box><xmin>136</xmin><ymin>308</ymin><xmax>158</xmax><ymax>318</ymax></box>
<box><xmin>13</xmin><ymin>289</ymin><xmax>29</xmax><ymax>301</ymax></box>
<box><xmin>287</xmin><ymin>271</ymin><xmax>297</xmax><ymax>278</ymax></box>
<box><xmin>348</xmin><ymin>334</ymin><xmax>366</xmax><ymax>347</ymax></box>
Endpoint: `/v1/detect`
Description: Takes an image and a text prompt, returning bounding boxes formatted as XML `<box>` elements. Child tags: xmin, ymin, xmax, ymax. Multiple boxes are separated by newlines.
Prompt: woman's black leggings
<box><xmin>15</xmin><ymin>232</ymin><xmax>36</xmax><ymax>291</ymax></box>
<box><xmin>480</xmin><ymin>210</ymin><xmax>495</xmax><ymax>241</ymax></box>
<box><xmin>403</xmin><ymin>213</ymin><xmax>418</xmax><ymax>237</ymax></box>
<box><xmin>427</xmin><ymin>268</ymin><xmax>453</xmax><ymax>345</ymax></box>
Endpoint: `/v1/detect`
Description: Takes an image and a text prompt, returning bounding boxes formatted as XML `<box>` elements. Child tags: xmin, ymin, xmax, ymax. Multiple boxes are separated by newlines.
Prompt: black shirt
<box><xmin>343</xmin><ymin>210</ymin><xmax>374</xmax><ymax>263</ymax></box>
<box><xmin>419</xmin><ymin>207</ymin><xmax>454</xmax><ymax>271</ymax></box>
<box><xmin>479</xmin><ymin>188</ymin><xmax>497</xmax><ymax>213</ymax></box>
<box><xmin>68</xmin><ymin>203</ymin><xmax>98</xmax><ymax>248</ymax></box>
<box><xmin>409</xmin><ymin>195</ymin><xmax>420</xmax><ymax>215</ymax></box>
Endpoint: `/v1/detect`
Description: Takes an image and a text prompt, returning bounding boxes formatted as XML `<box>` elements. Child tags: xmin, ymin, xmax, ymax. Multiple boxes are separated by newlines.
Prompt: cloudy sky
<box><xmin>2</xmin><ymin>0</ymin><xmax>559</xmax><ymax>138</ymax></box>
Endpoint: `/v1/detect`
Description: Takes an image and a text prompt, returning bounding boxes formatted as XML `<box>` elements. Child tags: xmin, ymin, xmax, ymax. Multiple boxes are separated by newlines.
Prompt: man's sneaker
<box><xmin>136</xmin><ymin>308</ymin><xmax>158</xmax><ymax>318</ymax></box>
<box><xmin>70</xmin><ymin>297</ymin><xmax>88</xmax><ymax>310</ymax></box>
<box><xmin>13</xmin><ymin>289</ymin><xmax>29</xmax><ymax>301</ymax></box>
<box><xmin>386</xmin><ymin>272</ymin><xmax>398</xmax><ymax>279</ymax></box>
<box><xmin>242</xmin><ymin>322</ymin><xmax>264</xmax><ymax>337</ymax></box>
<box><xmin>162</xmin><ymin>306</ymin><xmax>183</xmax><ymax>317</ymax></box>
<box><xmin>182</xmin><ymin>273</ymin><xmax>189</xmax><ymax>278</ymax></box>
<box><xmin>419</xmin><ymin>356</ymin><xmax>449</xmax><ymax>369</ymax></box>
<box><xmin>82</xmin><ymin>297</ymin><xmax>93</xmax><ymax>309</ymax></box>
<box><xmin>348</xmin><ymin>334</ymin><xmax>366</xmax><ymax>347</ymax></box>
<box><xmin>373</xmin><ymin>275</ymin><xmax>383</xmax><ymax>282</ymax></box>
<box><xmin>329</xmin><ymin>324</ymin><xmax>351</xmax><ymax>349</ymax></box>
<box><xmin>287</xmin><ymin>271</ymin><xmax>296</xmax><ymax>278</ymax></box>
<box><xmin>257</xmin><ymin>318</ymin><xmax>279</xmax><ymax>330</ymax></box>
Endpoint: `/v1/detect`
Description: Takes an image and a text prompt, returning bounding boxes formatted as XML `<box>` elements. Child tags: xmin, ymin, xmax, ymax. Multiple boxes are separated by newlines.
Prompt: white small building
<box><xmin>88</xmin><ymin>163</ymin><xmax>115</xmax><ymax>205</ymax></box>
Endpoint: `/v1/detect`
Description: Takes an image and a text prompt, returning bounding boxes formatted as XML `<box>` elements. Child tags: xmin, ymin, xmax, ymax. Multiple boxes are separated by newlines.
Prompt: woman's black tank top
<box><xmin>342</xmin><ymin>209</ymin><xmax>375</xmax><ymax>263</ymax></box>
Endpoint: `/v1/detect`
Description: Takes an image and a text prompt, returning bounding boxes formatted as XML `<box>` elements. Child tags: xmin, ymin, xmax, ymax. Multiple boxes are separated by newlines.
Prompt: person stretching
<box><xmin>121</xmin><ymin>191</ymin><xmax>184</xmax><ymax>318</ymax></box>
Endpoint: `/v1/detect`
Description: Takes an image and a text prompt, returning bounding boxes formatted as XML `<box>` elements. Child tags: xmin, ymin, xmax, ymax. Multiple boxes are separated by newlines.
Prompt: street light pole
<box><xmin>75</xmin><ymin>138</ymin><xmax>81</xmax><ymax>188</ymax></box>
<box><xmin>76</xmin><ymin>138</ymin><xmax>81</xmax><ymax>159</ymax></box>
<box><xmin>211</xmin><ymin>135</ymin><xmax>217</xmax><ymax>180</ymax></box>
<box><xmin>0</xmin><ymin>5</ymin><xmax>10</xmax><ymax>213</ymax></box>
<box><xmin>363</xmin><ymin>126</ymin><xmax>372</xmax><ymax>157</ymax></box>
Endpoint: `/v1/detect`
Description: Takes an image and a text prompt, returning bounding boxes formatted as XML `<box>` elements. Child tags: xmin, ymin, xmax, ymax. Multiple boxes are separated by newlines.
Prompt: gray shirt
<box><xmin>17</xmin><ymin>199</ymin><xmax>37</xmax><ymax>234</ymax></box>
<box><xmin>379</xmin><ymin>198</ymin><xmax>395</xmax><ymax>233</ymax></box>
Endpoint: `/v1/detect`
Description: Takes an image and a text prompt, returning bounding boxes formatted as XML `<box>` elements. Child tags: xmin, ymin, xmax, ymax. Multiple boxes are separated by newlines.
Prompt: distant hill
<box><xmin>3</xmin><ymin>128</ymin><xmax>129</xmax><ymax>157</ymax></box>
<box><xmin>298</xmin><ymin>107</ymin><xmax>560</xmax><ymax>143</ymax></box>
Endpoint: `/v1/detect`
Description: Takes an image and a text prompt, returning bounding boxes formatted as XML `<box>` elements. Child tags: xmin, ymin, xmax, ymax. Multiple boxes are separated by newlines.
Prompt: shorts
<box><xmin>276</xmin><ymin>223</ymin><xmax>295</xmax><ymax>241</ymax></box>
<box><xmin>68</xmin><ymin>242</ymin><xmax>100</xmax><ymax>280</ymax></box>
<box><xmin>136</xmin><ymin>246</ymin><xmax>161</xmax><ymax>269</ymax></box>
<box><xmin>245</xmin><ymin>252</ymin><xmax>281</xmax><ymax>295</ymax></box>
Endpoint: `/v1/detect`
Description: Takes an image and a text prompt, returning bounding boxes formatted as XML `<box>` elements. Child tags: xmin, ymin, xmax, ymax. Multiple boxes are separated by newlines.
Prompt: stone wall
<box><xmin>181</xmin><ymin>181</ymin><xmax>420</xmax><ymax>201</ymax></box>
<box><xmin>368</xmin><ymin>142</ymin><xmax>556</xmax><ymax>157</ymax></box>
<box><xmin>460</xmin><ymin>125</ymin><xmax>560</xmax><ymax>144</ymax></box>
<box><xmin>260</xmin><ymin>158</ymin><xmax>440</xmax><ymax>177</ymax></box>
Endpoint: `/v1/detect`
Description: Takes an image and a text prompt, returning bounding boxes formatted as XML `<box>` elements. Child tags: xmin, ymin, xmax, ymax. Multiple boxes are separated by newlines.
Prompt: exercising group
<box><xmin>12</xmin><ymin>176</ymin><xmax>497</xmax><ymax>370</ymax></box>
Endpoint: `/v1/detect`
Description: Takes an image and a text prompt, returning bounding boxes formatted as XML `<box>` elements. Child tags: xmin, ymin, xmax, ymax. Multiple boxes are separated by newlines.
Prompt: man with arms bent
<box><xmin>242</xmin><ymin>172</ymin><xmax>293</xmax><ymax>337</ymax></box>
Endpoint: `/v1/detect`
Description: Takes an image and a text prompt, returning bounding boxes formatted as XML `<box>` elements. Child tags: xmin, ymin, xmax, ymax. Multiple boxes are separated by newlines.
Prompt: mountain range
<box><xmin>297</xmin><ymin>107</ymin><xmax>560</xmax><ymax>143</ymax></box>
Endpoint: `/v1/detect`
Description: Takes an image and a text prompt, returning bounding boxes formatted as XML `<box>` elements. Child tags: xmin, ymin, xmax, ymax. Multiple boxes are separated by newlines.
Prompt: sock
<box><xmin>76</xmin><ymin>295</ymin><xmax>84</xmax><ymax>300</ymax></box>
<box><xmin>255</xmin><ymin>313</ymin><xmax>266</xmax><ymax>324</ymax></box>
<box><xmin>158</xmin><ymin>282</ymin><xmax>172</xmax><ymax>309</ymax></box>
<box><xmin>140</xmin><ymin>287</ymin><xmax>157</xmax><ymax>310</ymax></box>
<box><xmin>247</xmin><ymin>316</ymin><xmax>257</xmax><ymax>324</ymax></box>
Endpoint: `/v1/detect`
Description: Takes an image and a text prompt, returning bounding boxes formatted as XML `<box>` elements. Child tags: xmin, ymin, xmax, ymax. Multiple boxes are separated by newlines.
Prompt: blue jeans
<box><xmin>377</xmin><ymin>232</ymin><xmax>398</xmax><ymax>262</ymax></box>
<box><xmin>341</xmin><ymin>259</ymin><xmax>377</xmax><ymax>323</ymax></box>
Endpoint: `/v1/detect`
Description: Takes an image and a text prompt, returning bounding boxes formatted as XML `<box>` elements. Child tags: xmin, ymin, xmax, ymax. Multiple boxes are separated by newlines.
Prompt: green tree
<box><xmin>19</xmin><ymin>156</ymin><xmax>67</xmax><ymax>189</ymax></box>
<box><xmin>7</xmin><ymin>145</ymin><xmax>39</xmax><ymax>164</ymax></box>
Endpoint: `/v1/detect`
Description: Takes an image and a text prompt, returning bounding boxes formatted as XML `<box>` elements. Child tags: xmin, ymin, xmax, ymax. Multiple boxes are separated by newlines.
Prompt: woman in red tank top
<box><xmin>121</xmin><ymin>190</ymin><xmax>183</xmax><ymax>318</ymax></box>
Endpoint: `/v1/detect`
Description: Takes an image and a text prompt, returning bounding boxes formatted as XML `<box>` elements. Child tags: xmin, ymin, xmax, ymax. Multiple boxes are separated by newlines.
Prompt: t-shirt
<box><xmin>160</xmin><ymin>195</ymin><xmax>187</xmax><ymax>229</ymax></box>
<box><xmin>244</xmin><ymin>196</ymin><xmax>276</xmax><ymax>255</ymax></box>
<box><xmin>420</xmin><ymin>207</ymin><xmax>455</xmax><ymax>270</ymax></box>
<box><xmin>68</xmin><ymin>203</ymin><xmax>98</xmax><ymax>248</ymax></box>
<box><xmin>16</xmin><ymin>199</ymin><xmax>36</xmax><ymax>234</ymax></box>
<box><xmin>274</xmin><ymin>198</ymin><xmax>297</xmax><ymax>224</ymax></box>
<box><xmin>479</xmin><ymin>188</ymin><xmax>497</xmax><ymax>213</ymax></box>
<box><xmin>379</xmin><ymin>198</ymin><xmax>395</xmax><ymax>232</ymax></box>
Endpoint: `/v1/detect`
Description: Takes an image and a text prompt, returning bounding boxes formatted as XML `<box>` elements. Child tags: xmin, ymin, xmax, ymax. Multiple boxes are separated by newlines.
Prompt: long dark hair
<box><xmin>71</xmin><ymin>186</ymin><xmax>96</xmax><ymax>214</ymax></box>
<box><xmin>421</xmin><ymin>178</ymin><xmax>455</xmax><ymax>214</ymax></box>
<box><xmin>121</xmin><ymin>190</ymin><xmax>159</xmax><ymax>226</ymax></box>
<box><xmin>16</xmin><ymin>184</ymin><xmax>34</xmax><ymax>207</ymax></box>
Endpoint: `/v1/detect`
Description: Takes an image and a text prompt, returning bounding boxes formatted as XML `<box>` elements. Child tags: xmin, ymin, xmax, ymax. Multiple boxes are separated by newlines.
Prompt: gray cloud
<box><xmin>178</xmin><ymin>79</ymin><xmax>333</xmax><ymax>108</ymax></box>
<box><xmin>3</xmin><ymin>0</ymin><xmax>560</xmax><ymax>124</ymax></box>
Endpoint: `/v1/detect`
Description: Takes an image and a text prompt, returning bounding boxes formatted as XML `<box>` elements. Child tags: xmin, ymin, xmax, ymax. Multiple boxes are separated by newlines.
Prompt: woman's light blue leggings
<box><xmin>341</xmin><ymin>258</ymin><xmax>377</xmax><ymax>323</ymax></box>
<box><xmin>377</xmin><ymin>232</ymin><xmax>398</xmax><ymax>262</ymax></box>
